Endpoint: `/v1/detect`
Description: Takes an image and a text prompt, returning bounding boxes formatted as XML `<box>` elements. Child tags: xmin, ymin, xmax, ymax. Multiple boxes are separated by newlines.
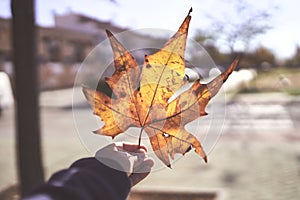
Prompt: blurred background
<box><xmin>0</xmin><ymin>0</ymin><xmax>299</xmax><ymax>199</ymax></box>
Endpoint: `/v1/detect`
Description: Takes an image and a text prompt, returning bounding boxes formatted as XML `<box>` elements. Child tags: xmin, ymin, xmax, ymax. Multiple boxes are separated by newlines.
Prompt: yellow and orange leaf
<box><xmin>83</xmin><ymin>9</ymin><xmax>239</xmax><ymax>167</ymax></box>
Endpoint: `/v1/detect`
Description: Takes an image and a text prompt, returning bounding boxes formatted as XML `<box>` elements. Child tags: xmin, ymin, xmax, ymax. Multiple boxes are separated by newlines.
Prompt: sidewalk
<box><xmin>0</xmin><ymin>87</ymin><xmax>90</xmax><ymax>191</ymax></box>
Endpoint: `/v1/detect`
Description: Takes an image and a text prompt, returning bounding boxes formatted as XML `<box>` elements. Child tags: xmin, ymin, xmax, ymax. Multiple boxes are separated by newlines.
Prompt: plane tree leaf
<box><xmin>83</xmin><ymin>8</ymin><xmax>239</xmax><ymax>167</ymax></box>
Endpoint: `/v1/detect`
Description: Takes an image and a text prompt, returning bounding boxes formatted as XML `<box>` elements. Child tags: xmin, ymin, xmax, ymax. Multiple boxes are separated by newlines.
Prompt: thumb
<box><xmin>129</xmin><ymin>158</ymin><xmax>154</xmax><ymax>186</ymax></box>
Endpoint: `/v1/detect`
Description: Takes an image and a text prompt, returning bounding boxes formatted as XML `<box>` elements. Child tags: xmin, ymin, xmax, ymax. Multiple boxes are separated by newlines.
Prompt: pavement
<box><xmin>0</xmin><ymin>88</ymin><xmax>300</xmax><ymax>200</ymax></box>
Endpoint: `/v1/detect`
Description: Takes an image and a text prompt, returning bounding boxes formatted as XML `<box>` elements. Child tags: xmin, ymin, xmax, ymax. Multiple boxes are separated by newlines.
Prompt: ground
<box><xmin>0</xmin><ymin>88</ymin><xmax>300</xmax><ymax>200</ymax></box>
<box><xmin>241</xmin><ymin>67</ymin><xmax>300</xmax><ymax>95</ymax></box>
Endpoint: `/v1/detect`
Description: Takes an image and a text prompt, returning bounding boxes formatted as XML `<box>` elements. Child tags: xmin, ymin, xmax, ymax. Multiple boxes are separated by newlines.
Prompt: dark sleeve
<box><xmin>22</xmin><ymin>158</ymin><xmax>131</xmax><ymax>200</ymax></box>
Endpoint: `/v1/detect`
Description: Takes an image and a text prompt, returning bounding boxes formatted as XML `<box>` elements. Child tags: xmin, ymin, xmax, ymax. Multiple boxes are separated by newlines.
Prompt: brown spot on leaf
<box><xmin>119</xmin><ymin>92</ymin><xmax>126</xmax><ymax>98</ymax></box>
<box><xmin>146</xmin><ymin>64</ymin><xmax>152</xmax><ymax>69</ymax></box>
<box><xmin>118</xmin><ymin>65</ymin><xmax>126</xmax><ymax>72</ymax></box>
<box><xmin>166</xmin><ymin>87</ymin><xmax>172</xmax><ymax>92</ymax></box>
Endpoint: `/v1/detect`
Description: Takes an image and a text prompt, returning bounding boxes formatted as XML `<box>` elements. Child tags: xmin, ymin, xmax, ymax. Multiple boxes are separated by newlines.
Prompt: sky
<box><xmin>1</xmin><ymin>0</ymin><xmax>300</xmax><ymax>60</ymax></box>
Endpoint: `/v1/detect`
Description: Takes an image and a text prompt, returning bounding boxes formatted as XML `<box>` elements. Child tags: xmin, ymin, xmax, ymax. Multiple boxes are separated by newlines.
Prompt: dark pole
<box><xmin>11</xmin><ymin>0</ymin><xmax>44</xmax><ymax>197</ymax></box>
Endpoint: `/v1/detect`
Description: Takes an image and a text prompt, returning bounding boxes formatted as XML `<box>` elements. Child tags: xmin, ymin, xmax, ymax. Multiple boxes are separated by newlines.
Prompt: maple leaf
<box><xmin>83</xmin><ymin>9</ymin><xmax>239</xmax><ymax>167</ymax></box>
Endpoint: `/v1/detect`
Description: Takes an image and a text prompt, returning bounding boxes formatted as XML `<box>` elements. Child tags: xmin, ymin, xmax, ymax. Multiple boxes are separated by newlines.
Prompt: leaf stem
<box><xmin>138</xmin><ymin>127</ymin><xmax>144</xmax><ymax>148</ymax></box>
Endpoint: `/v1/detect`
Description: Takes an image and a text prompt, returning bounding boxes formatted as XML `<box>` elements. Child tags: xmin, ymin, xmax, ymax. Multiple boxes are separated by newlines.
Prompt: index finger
<box><xmin>122</xmin><ymin>143</ymin><xmax>148</xmax><ymax>152</ymax></box>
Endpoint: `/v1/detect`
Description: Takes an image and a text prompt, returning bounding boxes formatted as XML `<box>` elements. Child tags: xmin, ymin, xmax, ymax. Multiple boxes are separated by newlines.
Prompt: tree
<box><xmin>238</xmin><ymin>46</ymin><xmax>276</xmax><ymax>69</ymax></box>
<box><xmin>11</xmin><ymin>0</ymin><xmax>44</xmax><ymax>197</ymax></box>
<box><xmin>204</xmin><ymin>0</ymin><xmax>274</xmax><ymax>58</ymax></box>
<box><xmin>252</xmin><ymin>46</ymin><xmax>276</xmax><ymax>67</ymax></box>
<box><xmin>286</xmin><ymin>46</ymin><xmax>300</xmax><ymax>68</ymax></box>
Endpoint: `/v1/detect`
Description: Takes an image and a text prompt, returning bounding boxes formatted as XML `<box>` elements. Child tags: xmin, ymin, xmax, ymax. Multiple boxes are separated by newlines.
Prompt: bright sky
<box><xmin>1</xmin><ymin>0</ymin><xmax>300</xmax><ymax>59</ymax></box>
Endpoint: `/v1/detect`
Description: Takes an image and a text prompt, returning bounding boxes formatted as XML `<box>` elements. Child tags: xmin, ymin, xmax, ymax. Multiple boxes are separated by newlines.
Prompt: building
<box><xmin>0</xmin><ymin>12</ymin><xmax>129</xmax><ymax>64</ymax></box>
<box><xmin>54</xmin><ymin>12</ymin><xmax>126</xmax><ymax>35</ymax></box>
<box><xmin>0</xmin><ymin>12</ymin><xmax>166</xmax><ymax>90</ymax></box>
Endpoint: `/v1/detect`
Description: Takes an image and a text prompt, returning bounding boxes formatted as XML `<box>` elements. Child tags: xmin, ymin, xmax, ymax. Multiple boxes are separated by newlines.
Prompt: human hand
<box><xmin>95</xmin><ymin>142</ymin><xmax>154</xmax><ymax>186</ymax></box>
